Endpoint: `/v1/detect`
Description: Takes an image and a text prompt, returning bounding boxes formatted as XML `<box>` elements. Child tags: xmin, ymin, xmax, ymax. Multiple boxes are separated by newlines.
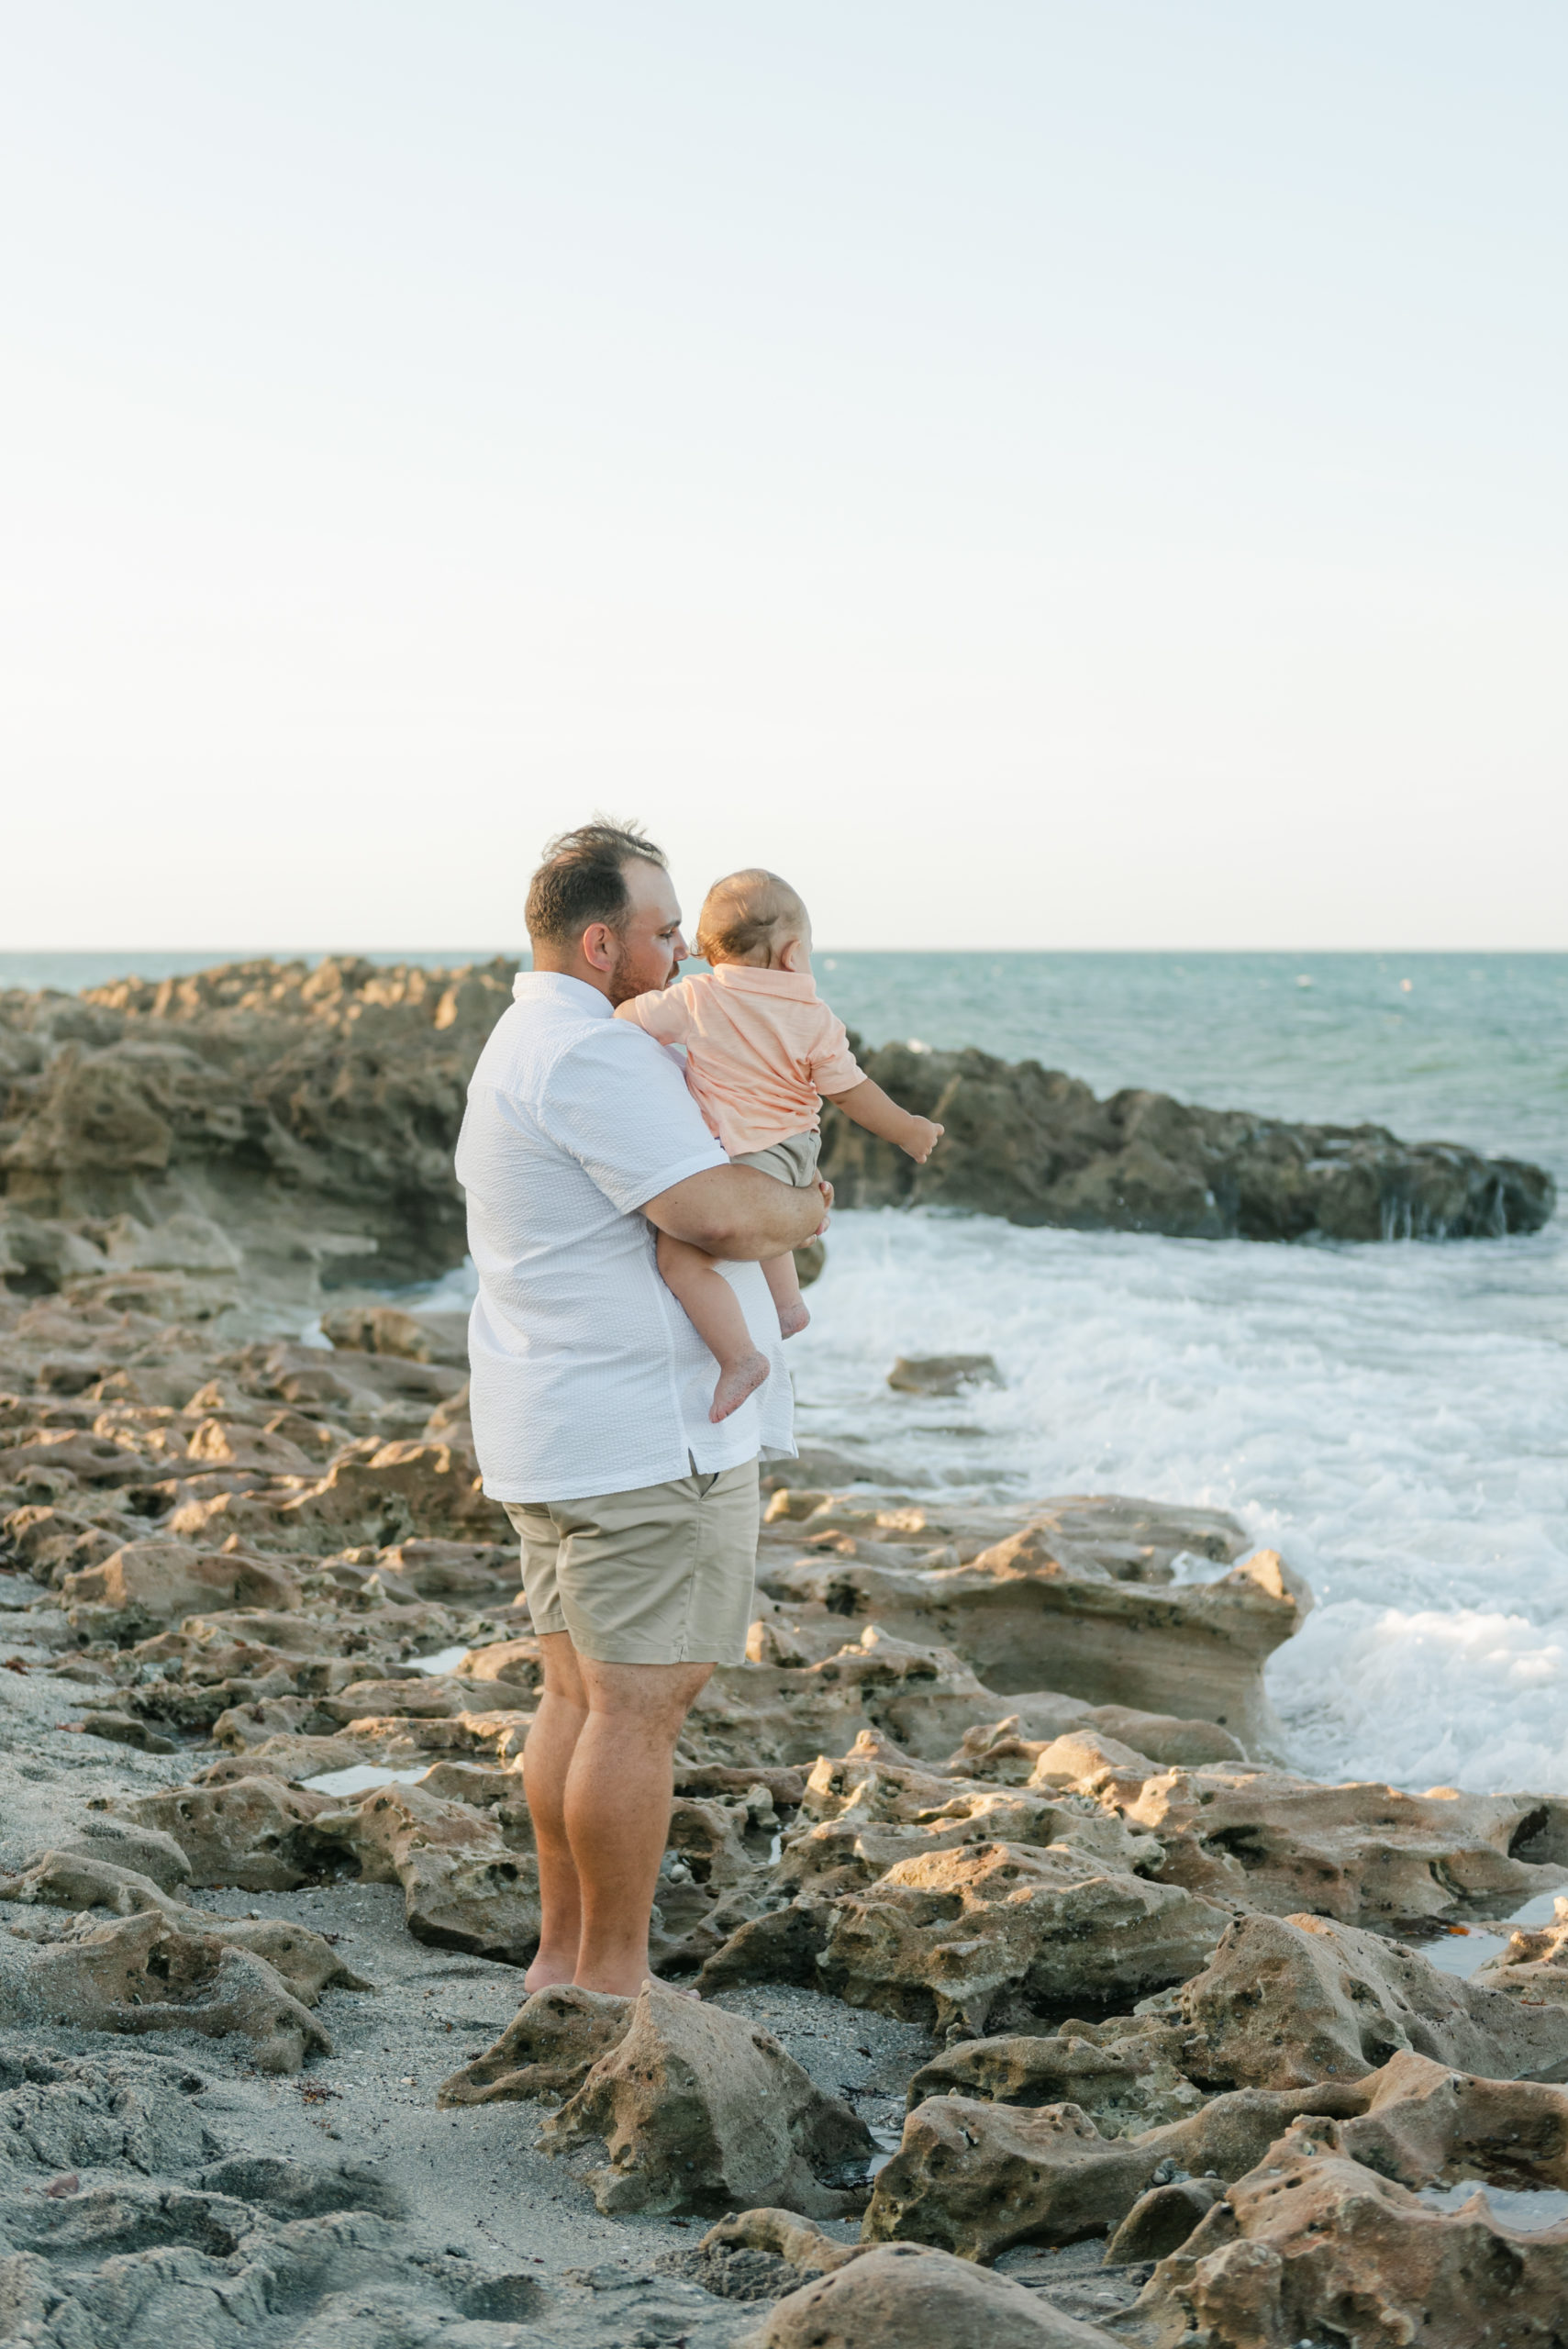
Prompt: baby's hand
<box><xmin>903</xmin><ymin>1117</ymin><xmax>944</xmax><ymax>1164</ymax></box>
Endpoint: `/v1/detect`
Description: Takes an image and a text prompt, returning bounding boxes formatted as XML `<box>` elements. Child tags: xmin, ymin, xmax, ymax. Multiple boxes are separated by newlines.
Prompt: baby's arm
<box><xmin>824</xmin><ymin>1077</ymin><xmax>943</xmax><ymax>1163</ymax></box>
<box><xmin>614</xmin><ymin>987</ymin><xmax>694</xmax><ymax>1042</ymax></box>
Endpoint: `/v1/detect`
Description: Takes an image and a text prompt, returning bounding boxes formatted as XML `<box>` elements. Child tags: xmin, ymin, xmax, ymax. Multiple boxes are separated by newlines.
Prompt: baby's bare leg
<box><xmin>655</xmin><ymin>1230</ymin><xmax>770</xmax><ymax>1423</ymax></box>
<box><xmin>762</xmin><ymin>1252</ymin><xmax>809</xmax><ymax>1339</ymax></box>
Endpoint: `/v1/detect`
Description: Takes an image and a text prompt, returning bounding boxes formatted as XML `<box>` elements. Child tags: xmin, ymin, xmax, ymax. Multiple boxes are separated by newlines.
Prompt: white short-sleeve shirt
<box><xmin>454</xmin><ymin>971</ymin><xmax>797</xmax><ymax>1502</ymax></box>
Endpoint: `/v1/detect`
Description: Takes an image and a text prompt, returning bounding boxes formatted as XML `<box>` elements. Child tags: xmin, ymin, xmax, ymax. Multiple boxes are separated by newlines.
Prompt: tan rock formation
<box><xmin>0</xmin><ymin>1847</ymin><xmax>368</xmax><ymax>2005</ymax></box>
<box><xmin>22</xmin><ymin>1910</ymin><xmax>332</xmax><ymax>2074</ymax></box>
<box><xmin>734</xmin><ymin>2239</ymin><xmax>1118</xmax><ymax>2346</ymax></box>
<box><xmin>1120</xmin><ymin>2134</ymin><xmax>1568</xmax><ymax>2349</ymax></box>
<box><xmin>438</xmin><ymin>1983</ymin><xmax>632</xmax><ymax>2106</ymax></box>
<box><xmin>1175</xmin><ymin>1909</ymin><xmax>1568</xmax><ymax>2087</ymax></box>
<box><xmin>906</xmin><ymin>2018</ymin><xmax>1207</xmax><ymax>2136</ymax></box>
<box><xmin>117</xmin><ymin>1776</ymin><xmax>335</xmax><ymax>1891</ymax></box>
<box><xmin>1123</xmin><ymin>1766</ymin><xmax>1568</xmax><ymax>1923</ymax></box>
<box><xmin>539</xmin><ymin>1981</ymin><xmax>873</xmax><ymax>2217</ymax></box>
<box><xmin>819</xmin><ymin>1840</ymin><xmax>1229</xmax><ymax>2036</ymax></box>
<box><xmin>763</xmin><ymin>1546</ymin><xmax>1309</xmax><ymax>1750</ymax></box>
<box><xmin>307</xmin><ymin>1779</ymin><xmax>541</xmax><ymax>1964</ymax></box>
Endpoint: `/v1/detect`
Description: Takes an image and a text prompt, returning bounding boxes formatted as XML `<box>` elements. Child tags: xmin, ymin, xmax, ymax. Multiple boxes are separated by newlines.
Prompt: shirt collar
<box><xmin>706</xmin><ymin>963</ymin><xmax>818</xmax><ymax>1002</ymax></box>
<box><xmin>512</xmin><ymin>971</ymin><xmax>613</xmax><ymax>1018</ymax></box>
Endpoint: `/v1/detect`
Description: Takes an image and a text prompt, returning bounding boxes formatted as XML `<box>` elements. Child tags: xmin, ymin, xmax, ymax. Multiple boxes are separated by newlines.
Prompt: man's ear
<box><xmin>582</xmin><ymin>921</ymin><xmax>617</xmax><ymax>974</ymax></box>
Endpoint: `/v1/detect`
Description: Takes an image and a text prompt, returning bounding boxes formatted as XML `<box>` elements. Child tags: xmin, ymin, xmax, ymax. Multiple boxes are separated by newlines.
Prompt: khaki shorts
<box><xmin>502</xmin><ymin>1457</ymin><xmax>761</xmax><ymax>1665</ymax></box>
<box><xmin>730</xmin><ymin>1130</ymin><xmax>820</xmax><ymax>1186</ymax></box>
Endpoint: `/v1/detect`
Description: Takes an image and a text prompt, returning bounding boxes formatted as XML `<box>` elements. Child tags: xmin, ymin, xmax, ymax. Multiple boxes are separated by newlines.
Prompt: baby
<box><xmin>616</xmin><ymin>868</ymin><xmax>943</xmax><ymax>1421</ymax></box>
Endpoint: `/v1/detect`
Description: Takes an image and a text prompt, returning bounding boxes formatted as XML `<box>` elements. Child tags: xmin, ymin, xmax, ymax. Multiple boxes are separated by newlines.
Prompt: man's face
<box><xmin>606</xmin><ymin>858</ymin><xmax>688</xmax><ymax>1005</ymax></box>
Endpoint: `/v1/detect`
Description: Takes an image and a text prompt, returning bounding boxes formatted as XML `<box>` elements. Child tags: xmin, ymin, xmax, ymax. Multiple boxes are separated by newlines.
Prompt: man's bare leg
<box><xmin>761</xmin><ymin>1250</ymin><xmax>809</xmax><ymax>1338</ymax></box>
<box><xmin>519</xmin><ymin>1631</ymin><xmax>589</xmax><ymax>1990</ymax></box>
<box><xmin>653</xmin><ymin>1229</ymin><xmax>769</xmax><ymax>1422</ymax></box>
<box><xmin>567</xmin><ymin>1653</ymin><xmax>714</xmax><ymax>1997</ymax></box>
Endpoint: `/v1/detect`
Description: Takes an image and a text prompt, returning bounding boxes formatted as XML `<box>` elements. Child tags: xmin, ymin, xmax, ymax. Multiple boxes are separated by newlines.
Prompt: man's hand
<box><xmin>901</xmin><ymin>1118</ymin><xmax>943</xmax><ymax>1164</ymax></box>
<box><xmin>813</xmin><ymin>1176</ymin><xmax>833</xmax><ymax>1236</ymax></box>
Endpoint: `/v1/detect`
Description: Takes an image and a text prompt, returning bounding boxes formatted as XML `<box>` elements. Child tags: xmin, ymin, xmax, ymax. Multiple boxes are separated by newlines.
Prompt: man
<box><xmin>455</xmin><ymin>820</ymin><xmax>828</xmax><ymax>1997</ymax></box>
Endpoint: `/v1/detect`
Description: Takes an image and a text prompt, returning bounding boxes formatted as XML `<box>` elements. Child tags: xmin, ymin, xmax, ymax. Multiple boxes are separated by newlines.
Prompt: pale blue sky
<box><xmin>4</xmin><ymin>3</ymin><xmax>1564</xmax><ymax>949</ymax></box>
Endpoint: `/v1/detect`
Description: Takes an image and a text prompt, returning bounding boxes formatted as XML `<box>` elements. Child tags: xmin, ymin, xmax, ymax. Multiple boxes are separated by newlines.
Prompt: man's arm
<box><xmin>826</xmin><ymin>1078</ymin><xmax>943</xmax><ymax>1163</ymax></box>
<box><xmin>643</xmin><ymin>1165</ymin><xmax>831</xmax><ymax>1259</ymax></box>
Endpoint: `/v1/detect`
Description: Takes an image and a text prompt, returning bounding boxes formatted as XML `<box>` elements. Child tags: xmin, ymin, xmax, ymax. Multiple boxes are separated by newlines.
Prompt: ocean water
<box><xmin>12</xmin><ymin>948</ymin><xmax>1568</xmax><ymax>1797</ymax></box>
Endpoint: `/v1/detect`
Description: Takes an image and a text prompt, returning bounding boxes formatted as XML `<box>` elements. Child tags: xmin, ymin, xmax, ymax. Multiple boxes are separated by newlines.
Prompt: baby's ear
<box><xmin>778</xmin><ymin>933</ymin><xmax>811</xmax><ymax>974</ymax></box>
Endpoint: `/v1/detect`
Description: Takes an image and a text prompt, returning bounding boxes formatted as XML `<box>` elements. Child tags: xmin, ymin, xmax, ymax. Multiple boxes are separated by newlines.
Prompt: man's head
<box><xmin>695</xmin><ymin>869</ymin><xmax>812</xmax><ymax>973</ymax></box>
<box><xmin>526</xmin><ymin>819</ymin><xmax>686</xmax><ymax>1004</ymax></box>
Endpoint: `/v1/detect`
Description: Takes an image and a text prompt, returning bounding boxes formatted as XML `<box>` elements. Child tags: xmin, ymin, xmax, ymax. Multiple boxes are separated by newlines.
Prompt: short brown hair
<box><xmin>525</xmin><ymin>818</ymin><xmax>667</xmax><ymax>947</ymax></box>
<box><xmin>695</xmin><ymin>868</ymin><xmax>809</xmax><ymax>966</ymax></box>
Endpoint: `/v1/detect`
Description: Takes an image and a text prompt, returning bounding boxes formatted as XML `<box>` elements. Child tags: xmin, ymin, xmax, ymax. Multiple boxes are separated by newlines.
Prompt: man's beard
<box><xmin>606</xmin><ymin>949</ymin><xmax>678</xmax><ymax>1008</ymax></box>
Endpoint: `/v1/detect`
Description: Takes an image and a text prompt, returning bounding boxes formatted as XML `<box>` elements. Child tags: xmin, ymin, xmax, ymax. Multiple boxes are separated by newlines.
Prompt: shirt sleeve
<box><xmin>613</xmin><ymin>985</ymin><xmax>695</xmax><ymax>1045</ymax></box>
<box><xmin>807</xmin><ymin>1008</ymin><xmax>863</xmax><ymax>1097</ymax></box>
<box><xmin>538</xmin><ymin>1022</ymin><xmax>726</xmax><ymax>1213</ymax></box>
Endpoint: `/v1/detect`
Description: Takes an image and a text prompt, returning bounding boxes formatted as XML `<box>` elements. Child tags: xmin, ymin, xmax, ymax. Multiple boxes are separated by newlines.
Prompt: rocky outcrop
<box><xmin>1</xmin><ymin>969</ymin><xmax>1551</xmax><ymax>1319</ymax></box>
<box><xmin>761</xmin><ymin>1542</ymin><xmax>1308</xmax><ymax>1751</ymax></box>
<box><xmin>906</xmin><ymin>2018</ymin><xmax>1207</xmax><ymax>2136</ymax></box>
<box><xmin>0</xmin><ymin>1848</ymin><xmax>367</xmax><ymax>2007</ymax></box>
<box><xmin>865</xmin><ymin>2047</ymin><xmax>1568</xmax><ymax>2268</ymax></box>
<box><xmin>0</xmin><ymin>958</ymin><xmax>516</xmax><ymax>1319</ymax></box>
<box><xmin>7</xmin><ymin>1275</ymin><xmax>1568</xmax><ymax>2349</ymax></box>
<box><xmin>1118</xmin><ymin>2076</ymin><xmax>1568</xmax><ymax>2348</ymax></box>
<box><xmin>733</xmin><ymin>2239</ymin><xmax>1116</xmax><ymax>2346</ymax></box>
<box><xmin>19</xmin><ymin>1909</ymin><xmax>333</xmax><ymax>2073</ymax></box>
<box><xmin>539</xmin><ymin>1982</ymin><xmax>873</xmax><ymax>2217</ymax></box>
<box><xmin>438</xmin><ymin>1982</ymin><xmax>633</xmax><ymax>2106</ymax></box>
<box><xmin>821</xmin><ymin>1039</ymin><xmax>1556</xmax><ymax>1240</ymax></box>
<box><xmin>1173</xmin><ymin>1909</ymin><xmax>1568</xmax><ymax>2086</ymax></box>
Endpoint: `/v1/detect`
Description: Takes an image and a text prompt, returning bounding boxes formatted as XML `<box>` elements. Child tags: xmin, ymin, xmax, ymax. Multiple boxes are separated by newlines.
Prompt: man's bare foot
<box><xmin>709</xmin><ymin>1349</ymin><xmax>770</xmax><ymax>1423</ymax></box>
<box><xmin>776</xmin><ymin>1299</ymin><xmax>810</xmax><ymax>1339</ymax></box>
<box><xmin>523</xmin><ymin>1950</ymin><xmax>579</xmax><ymax>1993</ymax></box>
<box><xmin>573</xmin><ymin>1961</ymin><xmax>699</xmax><ymax>1999</ymax></box>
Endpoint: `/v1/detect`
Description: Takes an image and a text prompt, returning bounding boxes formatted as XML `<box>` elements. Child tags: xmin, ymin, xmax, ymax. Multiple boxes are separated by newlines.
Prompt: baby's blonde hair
<box><xmin>695</xmin><ymin>868</ymin><xmax>809</xmax><ymax>967</ymax></box>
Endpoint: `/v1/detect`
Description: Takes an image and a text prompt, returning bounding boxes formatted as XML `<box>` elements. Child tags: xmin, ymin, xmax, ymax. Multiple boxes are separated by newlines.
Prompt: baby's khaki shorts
<box><xmin>728</xmin><ymin>1130</ymin><xmax>820</xmax><ymax>1186</ymax></box>
<box><xmin>502</xmin><ymin>1456</ymin><xmax>761</xmax><ymax>1666</ymax></box>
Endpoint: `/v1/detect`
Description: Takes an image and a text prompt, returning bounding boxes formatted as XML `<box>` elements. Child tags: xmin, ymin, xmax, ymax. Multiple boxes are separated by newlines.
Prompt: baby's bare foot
<box><xmin>710</xmin><ymin>1350</ymin><xmax>770</xmax><ymax>1423</ymax></box>
<box><xmin>776</xmin><ymin>1300</ymin><xmax>810</xmax><ymax>1339</ymax></box>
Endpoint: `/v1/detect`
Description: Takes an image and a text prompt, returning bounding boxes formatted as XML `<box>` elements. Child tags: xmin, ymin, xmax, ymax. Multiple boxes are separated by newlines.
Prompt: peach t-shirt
<box><xmin>615</xmin><ymin>965</ymin><xmax>862</xmax><ymax>1156</ymax></box>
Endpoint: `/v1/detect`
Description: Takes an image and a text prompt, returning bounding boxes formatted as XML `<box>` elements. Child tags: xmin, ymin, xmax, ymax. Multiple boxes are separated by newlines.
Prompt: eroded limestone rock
<box><xmin>873</xmin><ymin>2048</ymin><xmax>1568</xmax><ymax>2273</ymax></box>
<box><xmin>540</xmin><ymin>1982</ymin><xmax>873</xmax><ymax>2217</ymax></box>
<box><xmin>819</xmin><ymin>1841</ymin><xmax>1229</xmax><ymax>2037</ymax></box>
<box><xmin>733</xmin><ymin>2238</ymin><xmax>1118</xmax><ymax>2347</ymax></box>
<box><xmin>1473</xmin><ymin>1893</ymin><xmax>1568</xmax><ymax>2008</ymax></box>
<box><xmin>116</xmin><ymin>1776</ymin><xmax>335</xmax><ymax>1891</ymax></box>
<box><xmin>438</xmin><ymin>1983</ymin><xmax>632</xmax><ymax>2105</ymax></box>
<box><xmin>818</xmin><ymin>1037</ymin><xmax>1555</xmax><ymax>1241</ymax></box>
<box><xmin>308</xmin><ymin>1779</ymin><xmax>541</xmax><ymax>1963</ymax></box>
<box><xmin>0</xmin><ymin>1847</ymin><xmax>368</xmax><ymax>2003</ymax></box>
<box><xmin>1174</xmin><ymin>1909</ymin><xmax>1568</xmax><ymax>2086</ymax></box>
<box><xmin>61</xmin><ymin>1538</ymin><xmax>303</xmax><ymax>1639</ymax></box>
<box><xmin>1120</xmin><ymin>2134</ymin><xmax>1568</xmax><ymax>2349</ymax></box>
<box><xmin>906</xmin><ymin>2018</ymin><xmax>1207</xmax><ymax>2136</ymax></box>
<box><xmin>21</xmin><ymin>1910</ymin><xmax>332</xmax><ymax>2073</ymax></box>
<box><xmin>1125</xmin><ymin>1765</ymin><xmax>1568</xmax><ymax>1924</ymax></box>
<box><xmin>763</xmin><ymin>1547</ymin><xmax>1308</xmax><ymax>1751</ymax></box>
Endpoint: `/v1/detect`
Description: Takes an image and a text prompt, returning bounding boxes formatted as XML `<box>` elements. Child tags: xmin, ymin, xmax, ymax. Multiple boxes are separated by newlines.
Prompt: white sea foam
<box><xmin>790</xmin><ymin>1208</ymin><xmax>1568</xmax><ymax>1797</ymax></box>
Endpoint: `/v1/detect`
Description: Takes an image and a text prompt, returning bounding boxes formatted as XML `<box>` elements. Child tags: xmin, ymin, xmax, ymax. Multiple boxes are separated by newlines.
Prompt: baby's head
<box><xmin>695</xmin><ymin>869</ymin><xmax>811</xmax><ymax>973</ymax></box>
